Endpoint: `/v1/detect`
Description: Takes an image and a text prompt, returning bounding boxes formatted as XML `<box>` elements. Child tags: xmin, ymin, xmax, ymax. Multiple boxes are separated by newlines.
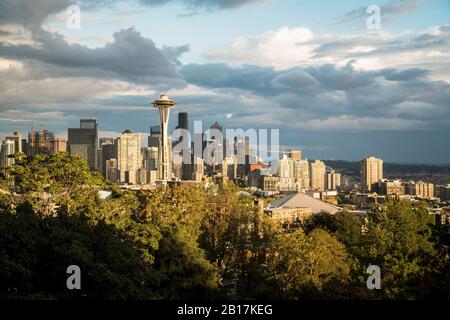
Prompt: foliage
<box><xmin>267</xmin><ymin>229</ymin><xmax>351</xmax><ymax>299</ymax></box>
<box><xmin>0</xmin><ymin>154</ymin><xmax>449</xmax><ymax>300</ymax></box>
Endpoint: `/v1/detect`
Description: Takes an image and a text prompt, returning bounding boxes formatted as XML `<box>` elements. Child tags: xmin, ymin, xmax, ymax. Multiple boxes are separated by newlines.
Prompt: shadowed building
<box><xmin>68</xmin><ymin>118</ymin><xmax>98</xmax><ymax>171</ymax></box>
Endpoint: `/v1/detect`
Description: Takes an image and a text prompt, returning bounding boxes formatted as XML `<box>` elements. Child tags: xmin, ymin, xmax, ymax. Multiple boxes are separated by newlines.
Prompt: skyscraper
<box><xmin>0</xmin><ymin>139</ymin><xmax>16</xmax><ymax>167</ymax></box>
<box><xmin>148</xmin><ymin>125</ymin><xmax>161</xmax><ymax>148</ymax></box>
<box><xmin>100</xmin><ymin>139</ymin><xmax>117</xmax><ymax>178</ymax></box>
<box><xmin>28</xmin><ymin>127</ymin><xmax>54</xmax><ymax>156</ymax></box>
<box><xmin>296</xmin><ymin>159</ymin><xmax>310</xmax><ymax>190</ymax></box>
<box><xmin>361</xmin><ymin>156</ymin><xmax>383</xmax><ymax>192</ymax></box>
<box><xmin>289</xmin><ymin>149</ymin><xmax>302</xmax><ymax>161</ymax></box>
<box><xmin>310</xmin><ymin>160</ymin><xmax>326</xmax><ymax>191</ymax></box>
<box><xmin>5</xmin><ymin>132</ymin><xmax>22</xmax><ymax>154</ymax></box>
<box><xmin>50</xmin><ymin>137</ymin><xmax>67</xmax><ymax>154</ymax></box>
<box><xmin>326</xmin><ymin>171</ymin><xmax>341</xmax><ymax>190</ymax></box>
<box><xmin>68</xmin><ymin>118</ymin><xmax>98</xmax><ymax>171</ymax></box>
<box><xmin>105</xmin><ymin>159</ymin><xmax>118</xmax><ymax>183</ymax></box>
<box><xmin>177</xmin><ymin>112</ymin><xmax>189</xmax><ymax>131</ymax></box>
<box><xmin>117</xmin><ymin>130</ymin><xmax>142</xmax><ymax>185</ymax></box>
<box><xmin>152</xmin><ymin>94</ymin><xmax>175</xmax><ymax>182</ymax></box>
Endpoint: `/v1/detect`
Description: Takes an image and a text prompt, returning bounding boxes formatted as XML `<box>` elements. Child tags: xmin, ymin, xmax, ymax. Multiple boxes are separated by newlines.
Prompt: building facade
<box><xmin>68</xmin><ymin>118</ymin><xmax>98</xmax><ymax>171</ymax></box>
<box><xmin>117</xmin><ymin>131</ymin><xmax>142</xmax><ymax>185</ymax></box>
<box><xmin>361</xmin><ymin>156</ymin><xmax>383</xmax><ymax>192</ymax></box>
<box><xmin>310</xmin><ymin>160</ymin><xmax>326</xmax><ymax>191</ymax></box>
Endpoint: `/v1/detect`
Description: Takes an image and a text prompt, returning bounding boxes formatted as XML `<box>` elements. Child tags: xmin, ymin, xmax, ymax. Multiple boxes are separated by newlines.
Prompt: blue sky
<box><xmin>0</xmin><ymin>0</ymin><xmax>449</xmax><ymax>164</ymax></box>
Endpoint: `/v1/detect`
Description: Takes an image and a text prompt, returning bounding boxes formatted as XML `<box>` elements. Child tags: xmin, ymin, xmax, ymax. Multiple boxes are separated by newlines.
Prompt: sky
<box><xmin>0</xmin><ymin>0</ymin><xmax>449</xmax><ymax>164</ymax></box>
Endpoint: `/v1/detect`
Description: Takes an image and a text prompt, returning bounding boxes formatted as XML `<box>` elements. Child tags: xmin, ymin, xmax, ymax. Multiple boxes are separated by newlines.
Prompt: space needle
<box><xmin>152</xmin><ymin>93</ymin><xmax>175</xmax><ymax>183</ymax></box>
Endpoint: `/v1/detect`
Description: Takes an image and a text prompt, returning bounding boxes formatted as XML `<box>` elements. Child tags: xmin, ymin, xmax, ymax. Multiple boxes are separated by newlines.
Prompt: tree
<box><xmin>141</xmin><ymin>185</ymin><xmax>220</xmax><ymax>299</ymax></box>
<box><xmin>267</xmin><ymin>228</ymin><xmax>351</xmax><ymax>299</ymax></box>
<box><xmin>360</xmin><ymin>199</ymin><xmax>439</xmax><ymax>299</ymax></box>
<box><xmin>0</xmin><ymin>153</ymin><xmax>161</xmax><ymax>299</ymax></box>
<box><xmin>199</xmin><ymin>182</ymin><xmax>279</xmax><ymax>298</ymax></box>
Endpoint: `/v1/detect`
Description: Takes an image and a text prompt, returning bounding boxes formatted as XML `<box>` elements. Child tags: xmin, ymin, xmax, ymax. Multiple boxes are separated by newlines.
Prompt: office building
<box><xmin>28</xmin><ymin>127</ymin><xmax>54</xmax><ymax>156</ymax></box>
<box><xmin>0</xmin><ymin>139</ymin><xmax>16</xmax><ymax>167</ymax></box>
<box><xmin>361</xmin><ymin>157</ymin><xmax>383</xmax><ymax>192</ymax></box>
<box><xmin>100</xmin><ymin>139</ymin><xmax>117</xmax><ymax>178</ymax></box>
<box><xmin>5</xmin><ymin>132</ymin><xmax>22</xmax><ymax>154</ymax></box>
<box><xmin>405</xmin><ymin>181</ymin><xmax>435</xmax><ymax>199</ymax></box>
<box><xmin>326</xmin><ymin>171</ymin><xmax>341</xmax><ymax>190</ymax></box>
<box><xmin>148</xmin><ymin>125</ymin><xmax>161</xmax><ymax>149</ymax></box>
<box><xmin>378</xmin><ymin>179</ymin><xmax>404</xmax><ymax>196</ymax></box>
<box><xmin>177</xmin><ymin>112</ymin><xmax>189</xmax><ymax>131</ymax></box>
<box><xmin>68</xmin><ymin>118</ymin><xmax>98</xmax><ymax>171</ymax></box>
<box><xmin>296</xmin><ymin>160</ymin><xmax>310</xmax><ymax>190</ymax></box>
<box><xmin>117</xmin><ymin>130</ymin><xmax>142</xmax><ymax>185</ymax></box>
<box><xmin>50</xmin><ymin>137</ymin><xmax>67</xmax><ymax>154</ymax></box>
<box><xmin>289</xmin><ymin>149</ymin><xmax>302</xmax><ymax>161</ymax></box>
<box><xmin>105</xmin><ymin>159</ymin><xmax>118</xmax><ymax>183</ymax></box>
<box><xmin>310</xmin><ymin>160</ymin><xmax>326</xmax><ymax>191</ymax></box>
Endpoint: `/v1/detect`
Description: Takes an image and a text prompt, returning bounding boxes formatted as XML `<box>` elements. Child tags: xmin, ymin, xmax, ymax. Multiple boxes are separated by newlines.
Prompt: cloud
<box><xmin>204</xmin><ymin>25</ymin><xmax>450</xmax><ymax>82</ymax></box>
<box><xmin>272</xmin><ymin>70</ymin><xmax>319</xmax><ymax>89</ymax></box>
<box><xmin>0</xmin><ymin>0</ymin><xmax>72</xmax><ymax>27</ymax></box>
<box><xmin>205</xmin><ymin>27</ymin><xmax>316</xmax><ymax>70</ymax></box>
<box><xmin>139</xmin><ymin>0</ymin><xmax>264</xmax><ymax>10</ymax></box>
<box><xmin>179</xmin><ymin>61</ymin><xmax>450</xmax><ymax>133</ymax></box>
<box><xmin>0</xmin><ymin>27</ymin><xmax>188</xmax><ymax>86</ymax></box>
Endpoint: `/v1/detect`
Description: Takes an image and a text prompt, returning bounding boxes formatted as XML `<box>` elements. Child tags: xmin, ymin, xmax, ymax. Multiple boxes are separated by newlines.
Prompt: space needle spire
<box><xmin>152</xmin><ymin>93</ymin><xmax>175</xmax><ymax>183</ymax></box>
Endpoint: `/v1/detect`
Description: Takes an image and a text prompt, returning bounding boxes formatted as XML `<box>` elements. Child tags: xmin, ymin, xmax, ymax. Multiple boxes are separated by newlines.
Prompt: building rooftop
<box><xmin>270</xmin><ymin>192</ymin><xmax>341</xmax><ymax>214</ymax></box>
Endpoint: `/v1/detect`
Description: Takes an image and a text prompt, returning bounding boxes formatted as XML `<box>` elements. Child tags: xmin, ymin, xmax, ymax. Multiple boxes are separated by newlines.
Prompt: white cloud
<box><xmin>204</xmin><ymin>25</ymin><xmax>450</xmax><ymax>81</ymax></box>
<box><xmin>205</xmin><ymin>27</ymin><xmax>317</xmax><ymax>70</ymax></box>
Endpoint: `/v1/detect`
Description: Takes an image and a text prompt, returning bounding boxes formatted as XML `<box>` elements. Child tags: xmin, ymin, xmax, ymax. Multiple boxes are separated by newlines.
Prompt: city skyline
<box><xmin>0</xmin><ymin>0</ymin><xmax>449</xmax><ymax>164</ymax></box>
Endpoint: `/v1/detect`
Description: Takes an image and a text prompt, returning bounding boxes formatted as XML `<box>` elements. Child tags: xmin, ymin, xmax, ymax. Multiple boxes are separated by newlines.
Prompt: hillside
<box><xmin>323</xmin><ymin>160</ymin><xmax>450</xmax><ymax>179</ymax></box>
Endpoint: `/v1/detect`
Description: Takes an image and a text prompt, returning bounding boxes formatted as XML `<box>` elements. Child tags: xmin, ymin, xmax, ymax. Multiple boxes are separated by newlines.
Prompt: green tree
<box><xmin>360</xmin><ymin>199</ymin><xmax>439</xmax><ymax>299</ymax></box>
<box><xmin>267</xmin><ymin>228</ymin><xmax>351</xmax><ymax>299</ymax></box>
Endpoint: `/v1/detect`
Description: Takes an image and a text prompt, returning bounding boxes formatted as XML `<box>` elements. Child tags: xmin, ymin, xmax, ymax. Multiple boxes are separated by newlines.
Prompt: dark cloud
<box><xmin>181</xmin><ymin>63</ymin><xmax>276</xmax><ymax>92</ymax></box>
<box><xmin>179</xmin><ymin>62</ymin><xmax>450</xmax><ymax>131</ymax></box>
<box><xmin>0</xmin><ymin>27</ymin><xmax>187</xmax><ymax>86</ymax></box>
<box><xmin>384</xmin><ymin>68</ymin><xmax>429</xmax><ymax>81</ymax></box>
<box><xmin>0</xmin><ymin>0</ymin><xmax>72</xmax><ymax>27</ymax></box>
<box><xmin>139</xmin><ymin>0</ymin><xmax>263</xmax><ymax>10</ymax></box>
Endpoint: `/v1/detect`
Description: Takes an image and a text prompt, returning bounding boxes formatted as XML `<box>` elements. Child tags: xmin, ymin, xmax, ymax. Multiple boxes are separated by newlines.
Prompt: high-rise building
<box><xmin>310</xmin><ymin>160</ymin><xmax>326</xmax><ymax>191</ymax></box>
<box><xmin>80</xmin><ymin>118</ymin><xmax>98</xmax><ymax>130</ymax></box>
<box><xmin>100</xmin><ymin>139</ymin><xmax>117</xmax><ymax>178</ymax></box>
<box><xmin>0</xmin><ymin>139</ymin><xmax>16</xmax><ymax>167</ymax></box>
<box><xmin>148</xmin><ymin>125</ymin><xmax>161</xmax><ymax>148</ymax></box>
<box><xmin>68</xmin><ymin>118</ymin><xmax>98</xmax><ymax>171</ymax></box>
<box><xmin>152</xmin><ymin>94</ymin><xmax>175</xmax><ymax>182</ymax></box>
<box><xmin>296</xmin><ymin>160</ymin><xmax>310</xmax><ymax>190</ymax></box>
<box><xmin>143</xmin><ymin>147</ymin><xmax>158</xmax><ymax>171</ymax></box>
<box><xmin>117</xmin><ymin>130</ymin><xmax>142</xmax><ymax>185</ymax></box>
<box><xmin>5</xmin><ymin>132</ymin><xmax>22</xmax><ymax>154</ymax></box>
<box><xmin>105</xmin><ymin>159</ymin><xmax>118</xmax><ymax>183</ymax></box>
<box><xmin>361</xmin><ymin>156</ymin><xmax>383</xmax><ymax>192</ymax></box>
<box><xmin>50</xmin><ymin>137</ymin><xmax>67</xmax><ymax>154</ymax></box>
<box><xmin>326</xmin><ymin>171</ymin><xmax>341</xmax><ymax>190</ymax></box>
<box><xmin>177</xmin><ymin>112</ymin><xmax>189</xmax><ymax>131</ymax></box>
<box><xmin>28</xmin><ymin>126</ymin><xmax>54</xmax><ymax>156</ymax></box>
<box><xmin>289</xmin><ymin>149</ymin><xmax>302</xmax><ymax>161</ymax></box>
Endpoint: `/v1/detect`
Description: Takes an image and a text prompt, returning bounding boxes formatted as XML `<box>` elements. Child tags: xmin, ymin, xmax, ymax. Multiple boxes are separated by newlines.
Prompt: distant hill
<box><xmin>323</xmin><ymin>160</ymin><xmax>450</xmax><ymax>178</ymax></box>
